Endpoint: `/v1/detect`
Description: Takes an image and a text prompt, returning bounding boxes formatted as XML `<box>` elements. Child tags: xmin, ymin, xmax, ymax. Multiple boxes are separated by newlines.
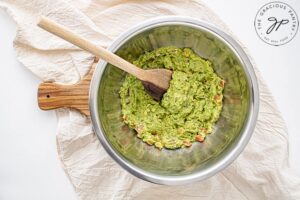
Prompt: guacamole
<box><xmin>119</xmin><ymin>47</ymin><xmax>224</xmax><ymax>149</ymax></box>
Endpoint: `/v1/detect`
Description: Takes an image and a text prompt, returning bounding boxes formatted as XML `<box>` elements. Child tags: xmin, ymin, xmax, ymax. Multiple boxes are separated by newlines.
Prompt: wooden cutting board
<box><xmin>37</xmin><ymin>60</ymin><xmax>98</xmax><ymax>116</ymax></box>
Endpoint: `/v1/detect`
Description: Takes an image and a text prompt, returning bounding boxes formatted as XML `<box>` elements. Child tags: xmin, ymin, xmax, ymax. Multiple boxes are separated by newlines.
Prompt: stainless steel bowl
<box><xmin>89</xmin><ymin>16</ymin><xmax>259</xmax><ymax>185</ymax></box>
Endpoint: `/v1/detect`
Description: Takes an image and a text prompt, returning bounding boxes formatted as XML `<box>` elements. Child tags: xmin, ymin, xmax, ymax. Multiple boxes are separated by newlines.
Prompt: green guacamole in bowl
<box><xmin>120</xmin><ymin>46</ymin><xmax>224</xmax><ymax>149</ymax></box>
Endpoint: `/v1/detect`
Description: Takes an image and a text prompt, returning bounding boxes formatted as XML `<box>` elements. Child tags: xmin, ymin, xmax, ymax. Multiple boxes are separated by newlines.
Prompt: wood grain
<box><xmin>37</xmin><ymin>61</ymin><xmax>97</xmax><ymax>116</ymax></box>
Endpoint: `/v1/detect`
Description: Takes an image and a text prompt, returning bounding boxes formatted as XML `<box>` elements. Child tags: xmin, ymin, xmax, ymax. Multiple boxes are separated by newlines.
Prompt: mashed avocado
<box><xmin>119</xmin><ymin>47</ymin><xmax>224</xmax><ymax>149</ymax></box>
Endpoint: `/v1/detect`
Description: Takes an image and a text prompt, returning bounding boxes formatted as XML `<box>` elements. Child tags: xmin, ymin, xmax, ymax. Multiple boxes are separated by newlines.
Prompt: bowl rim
<box><xmin>89</xmin><ymin>16</ymin><xmax>259</xmax><ymax>185</ymax></box>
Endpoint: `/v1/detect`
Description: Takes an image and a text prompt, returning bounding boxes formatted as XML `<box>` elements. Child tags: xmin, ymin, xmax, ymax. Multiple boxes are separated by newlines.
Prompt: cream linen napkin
<box><xmin>1</xmin><ymin>0</ymin><xmax>300</xmax><ymax>199</ymax></box>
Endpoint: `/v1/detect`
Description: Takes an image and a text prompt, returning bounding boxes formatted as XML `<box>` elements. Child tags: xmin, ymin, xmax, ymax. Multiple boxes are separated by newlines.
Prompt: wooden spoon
<box><xmin>37</xmin><ymin>17</ymin><xmax>172</xmax><ymax>101</ymax></box>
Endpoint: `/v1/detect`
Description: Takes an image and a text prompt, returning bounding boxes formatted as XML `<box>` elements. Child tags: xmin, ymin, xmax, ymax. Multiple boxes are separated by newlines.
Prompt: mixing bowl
<box><xmin>89</xmin><ymin>16</ymin><xmax>259</xmax><ymax>185</ymax></box>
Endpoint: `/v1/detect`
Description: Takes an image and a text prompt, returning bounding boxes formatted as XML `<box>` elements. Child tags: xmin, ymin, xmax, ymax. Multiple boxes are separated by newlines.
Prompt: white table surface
<box><xmin>0</xmin><ymin>1</ymin><xmax>299</xmax><ymax>199</ymax></box>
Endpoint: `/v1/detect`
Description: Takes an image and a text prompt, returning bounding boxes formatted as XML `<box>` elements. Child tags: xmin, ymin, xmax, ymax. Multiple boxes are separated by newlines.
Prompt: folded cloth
<box><xmin>1</xmin><ymin>0</ymin><xmax>300</xmax><ymax>199</ymax></box>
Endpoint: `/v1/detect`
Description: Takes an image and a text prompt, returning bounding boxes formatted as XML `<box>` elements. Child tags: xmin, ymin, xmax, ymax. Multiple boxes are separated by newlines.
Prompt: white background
<box><xmin>0</xmin><ymin>0</ymin><xmax>299</xmax><ymax>199</ymax></box>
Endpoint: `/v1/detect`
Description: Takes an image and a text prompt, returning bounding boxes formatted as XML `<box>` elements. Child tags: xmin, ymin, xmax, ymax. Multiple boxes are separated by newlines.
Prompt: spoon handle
<box><xmin>37</xmin><ymin>16</ymin><xmax>145</xmax><ymax>79</ymax></box>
